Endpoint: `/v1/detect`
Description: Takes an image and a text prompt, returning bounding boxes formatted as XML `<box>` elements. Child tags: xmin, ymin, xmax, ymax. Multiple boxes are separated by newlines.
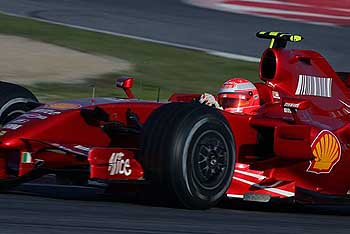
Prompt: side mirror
<box><xmin>116</xmin><ymin>76</ymin><xmax>135</xmax><ymax>99</ymax></box>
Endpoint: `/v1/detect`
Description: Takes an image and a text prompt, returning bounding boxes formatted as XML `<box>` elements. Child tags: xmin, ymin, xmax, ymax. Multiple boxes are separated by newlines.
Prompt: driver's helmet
<box><xmin>218</xmin><ymin>78</ymin><xmax>260</xmax><ymax>114</ymax></box>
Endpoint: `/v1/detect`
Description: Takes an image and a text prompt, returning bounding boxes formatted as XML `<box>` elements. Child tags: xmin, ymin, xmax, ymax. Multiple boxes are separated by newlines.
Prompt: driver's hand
<box><xmin>199</xmin><ymin>93</ymin><xmax>223</xmax><ymax>110</ymax></box>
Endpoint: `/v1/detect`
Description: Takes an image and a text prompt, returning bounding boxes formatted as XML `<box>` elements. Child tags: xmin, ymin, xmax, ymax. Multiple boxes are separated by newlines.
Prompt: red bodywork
<box><xmin>1</xmin><ymin>45</ymin><xmax>350</xmax><ymax>204</ymax></box>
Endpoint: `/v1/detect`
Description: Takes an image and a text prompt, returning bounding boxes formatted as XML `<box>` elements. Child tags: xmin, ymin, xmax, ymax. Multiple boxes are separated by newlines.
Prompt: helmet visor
<box><xmin>219</xmin><ymin>97</ymin><xmax>250</xmax><ymax>109</ymax></box>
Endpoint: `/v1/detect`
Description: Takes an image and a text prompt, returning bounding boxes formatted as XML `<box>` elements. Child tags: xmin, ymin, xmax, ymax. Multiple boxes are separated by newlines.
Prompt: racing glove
<box><xmin>199</xmin><ymin>93</ymin><xmax>223</xmax><ymax>110</ymax></box>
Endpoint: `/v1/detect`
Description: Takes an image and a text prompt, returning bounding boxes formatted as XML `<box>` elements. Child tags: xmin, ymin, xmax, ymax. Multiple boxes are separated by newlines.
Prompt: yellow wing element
<box><xmin>307</xmin><ymin>130</ymin><xmax>341</xmax><ymax>174</ymax></box>
<box><xmin>256</xmin><ymin>31</ymin><xmax>303</xmax><ymax>48</ymax></box>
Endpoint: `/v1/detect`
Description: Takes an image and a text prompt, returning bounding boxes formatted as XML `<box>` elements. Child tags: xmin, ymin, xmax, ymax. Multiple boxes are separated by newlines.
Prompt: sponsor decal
<box><xmin>307</xmin><ymin>130</ymin><xmax>341</xmax><ymax>174</ymax></box>
<box><xmin>21</xmin><ymin>113</ymin><xmax>47</xmax><ymax>120</ymax></box>
<box><xmin>283</xmin><ymin>108</ymin><xmax>292</xmax><ymax>113</ymax></box>
<box><xmin>330</xmin><ymin>108</ymin><xmax>350</xmax><ymax>118</ymax></box>
<box><xmin>21</xmin><ymin>152</ymin><xmax>32</xmax><ymax>163</ymax></box>
<box><xmin>31</xmin><ymin>109</ymin><xmax>61</xmax><ymax>115</ymax></box>
<box><xmin>272</xmin><ymin>91</ymin><xmax>280</xmax><ymax>100</ymax></box>
<box><xmin>343</xmin><ymin>108</ymin><xmax>350</xmax><ymax>114</ymax></box>
<box><xmin>9</xmin><ymin>110</ymin><xmax>61</xmax><ymax>125</ymax></box>
<box><xmin>103</xmin><ymin>98</ymin><xmax>123</xmax><ymax>102</ymax></box>
<box><xmin>3</xmin><ymin>124</ymin><xmax>22</xmax><ymax>130</ymax></box>
<box><xmin>295</xmin><ymin>75</ymin><xmax>332</xmax><ymax>97</ymax></box>
<box><xmin>284</xmin><ymin>102</ymin><xmax>300</xmax><ymax>109</ymax></box>
<box><xmin>329</xmin><ymin>100</ymin><xmax>350</xmax><ymax>117</ymax></box>
<box><xmin>11</xmin><ymin>119</ymin><xmax>29</xmax><ymax>124</ymax></box>
<box><xmin>108</xmin><ymin>152</ymin><xmax>132</xmax><ymax>176</ymax></box>
<box><xmin>0</xmin><ymin>130</ymin><xmax>6</xmax><ymax>136</ymax></box>
<box><xmin>74</xmin><ymin>145</ymin><xmax>90</xmax><ymax>152</ymax></box>
<box><xmin>339</xmin><ymin>99</ymin><xmax>350</xmax><ymax>108</ymax></box>
<box><xmin>267</xmin><ymin>82</ymin><xmax>276</xmax><ymax>88</ymax></box>
<box><xmin>50</xmin><ymin>143</ymin><xmax>88</xmax><ymax>157</ymax></box>
<box><xmin>46</xmin><ymin>103</ymin><xmax>82</xmax><ymax>110</ymax></box>
<box><xmin>219</xmin><ymin>81</ymin><xmax>256</xmax><ymax>93</ymax></box>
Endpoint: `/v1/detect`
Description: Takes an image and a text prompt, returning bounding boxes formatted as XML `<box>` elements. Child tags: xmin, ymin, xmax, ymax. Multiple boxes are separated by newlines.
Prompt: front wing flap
<box><xmin>88</xmin><ymin>147</ymin><xmax>144</xmax><ymax>180</ymax></box>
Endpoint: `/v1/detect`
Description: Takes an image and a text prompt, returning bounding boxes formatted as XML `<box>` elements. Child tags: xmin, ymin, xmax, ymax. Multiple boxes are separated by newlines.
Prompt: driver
<box><xmin>199</xmin><ymin>78</ymin><xmax>260</xmax><ymax>114</ymax></box>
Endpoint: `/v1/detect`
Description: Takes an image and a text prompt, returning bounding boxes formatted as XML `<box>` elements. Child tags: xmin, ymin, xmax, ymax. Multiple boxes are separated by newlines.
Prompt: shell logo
<box><xmin>307</xmin><ymin>130</ymin><xmax>341</xmax><ymax>174</ymax></box>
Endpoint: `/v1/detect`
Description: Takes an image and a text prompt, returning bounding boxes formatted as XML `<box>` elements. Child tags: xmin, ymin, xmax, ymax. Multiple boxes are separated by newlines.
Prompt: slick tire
<box><xmin>0</xmin><ymin>81</ymin><xmax>39</xmax><ymax>125</ymax></box>
<box><xmin>140</xmin><ymin>103</ymin><xmax>235</xmax><ymax>209</ymax></box>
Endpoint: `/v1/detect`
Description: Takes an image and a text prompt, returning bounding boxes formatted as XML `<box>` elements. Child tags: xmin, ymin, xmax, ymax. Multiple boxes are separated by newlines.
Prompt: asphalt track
<box><xmin>2</xmin><ymin>183</ymin><xmax>350</xmax><ymax>234</ymax></box>
<box><xmin>0</xmin><ymin>0</ymin><xmax>349</xmax><ymax>70</ymax></box>
<box><xmin>0</xmin><ymin>0</ymin><xmax>350</xmax><ymax>233</ymax></box>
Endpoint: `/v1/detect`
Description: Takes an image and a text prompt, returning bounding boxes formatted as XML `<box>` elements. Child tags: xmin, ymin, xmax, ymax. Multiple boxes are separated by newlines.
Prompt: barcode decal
<box><xmin>295</xmin><ymin>75</ymin><xmax>332</xmax><ymax>97</ymax></box>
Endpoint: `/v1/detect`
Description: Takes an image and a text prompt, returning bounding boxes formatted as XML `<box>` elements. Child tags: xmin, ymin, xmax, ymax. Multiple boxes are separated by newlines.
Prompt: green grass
<box><xmin>0</xmin><ymin>13</ymin><xmax>259</xmax><ymax>101</ymax></box>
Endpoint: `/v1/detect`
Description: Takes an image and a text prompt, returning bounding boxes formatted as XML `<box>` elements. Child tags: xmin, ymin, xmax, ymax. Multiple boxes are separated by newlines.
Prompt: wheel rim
<box><xmin>190</xmin><ymin>130</ymin><xmax>230</xmax><ymax>191</ymax></box>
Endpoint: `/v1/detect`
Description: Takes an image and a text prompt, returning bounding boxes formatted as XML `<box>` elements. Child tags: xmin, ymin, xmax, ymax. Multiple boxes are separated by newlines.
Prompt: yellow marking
<box><xmin>313</xmin><ymin>148</ymin><xmax>318</xmax><ymax>161</ymax></box>
<box><xmin>320</xmin><ymin>135</ymin><xmax>325</xmax><ymax>158</ymax></box>
<box><xmin>311</xmin><ymin>132</ymin><xmax>340</xmax><ymax>171</ymax></box>
<box><xmin>331</xmin><ymin>141</ymin><xmax>339</xmax><ymax>160</ymax></box>
<box><xmin>47</xmin><ymin>103</ymin><xmax>81</xmax><ymax>110</ymax></box>
<box><xmin>324</xmin><ymin>134</ymin><xmax>330</xmax><ymax>159</ymax></box>
<box><xmin>291</xmin><ymin>35</ymin><xmax>302</xmax><ymax>42</ymax></box>
<box><xmin>315</xmin><ymin>141</ymin><xmax>321</xmax><ymax>161</ymax></box>
<box><xmin>329</xmin><ymin>135</ymin><xmax>336</xmax><ymax>159</ymax></box>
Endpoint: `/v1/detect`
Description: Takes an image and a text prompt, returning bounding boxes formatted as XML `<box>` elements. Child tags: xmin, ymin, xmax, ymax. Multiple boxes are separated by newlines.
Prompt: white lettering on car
<box><xmin>31</xmin><ymin>109</ymin><xmax>61</xmax><ymax>115</ymax></box>
<box><xmin>284</xmin><ymin>102</ymin><xmax>300</xmax><ymax>108</ymax></box>
<box><xmin>108</xmin><ymin>152</ymin><xmax>132</xmax><ymax>176</ymax></box>
<box><xmin>21</xmin><ymin>113</ymin><xmax>47</xmax><ymax>120</ymax></box>
<box><xmin>11</xmin><ymin>119</ymin><xmax>29</xmax><ymax>124</ymax></box>
<box><xmin>9</xmin><ymin>110</ymin><xmax>61</xmax><ymax>126</ymax></box>
<box><xmin>74</xmin><ymin>145</ymin><xmax>90</xmax><ymax>152</ymax></box>
<box><xmin>3</xmin><ymin>123</ymin><xmax>22</xmax><ymax>130</ymax></box>
<box><xmin>283</xmin><ymin>108</ymin><xmax>292</xmax><ymax>113</ymax></box>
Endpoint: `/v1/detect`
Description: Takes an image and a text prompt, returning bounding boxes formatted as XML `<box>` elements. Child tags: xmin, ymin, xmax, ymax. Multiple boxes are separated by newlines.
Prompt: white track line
<box><xmin>0</xmin><ymin>10</ymin><xmax>260</xmax><ymax>63</ymax></box>
<box><xmin>184</xmin><ymin>0</ymin><xmax>340</xmax><ymax>27</ymax></box>
<box><xmin>218</xmin><ymin>4</ymin><xmax>350</xmax><ymax>20</ymax></box>
<box><xmin>236</xmin><ymin>0</ymin><xmax>306</xmax><ymax>7</ymax></box>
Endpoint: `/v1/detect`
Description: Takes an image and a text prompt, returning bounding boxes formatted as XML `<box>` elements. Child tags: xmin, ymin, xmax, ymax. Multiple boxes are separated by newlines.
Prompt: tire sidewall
<box><xmin>0</xmin><ymin>98</ymin><xmax>36</xmax><ymax>124</ymax></box>
<box><xmin>170</xmin><ymin>110</ymin><xmax>235</xmax><ymax>209</ymax></box>
<box><xmin>0</xmin><ymin>83</ymin><xmax>38</xmax><ymax>125</ymax></box>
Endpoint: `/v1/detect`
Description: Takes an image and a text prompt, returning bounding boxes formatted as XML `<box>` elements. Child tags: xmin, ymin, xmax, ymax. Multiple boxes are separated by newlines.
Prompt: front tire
<box><xmin>140</xmin><ymin>103</ymin><xmax>235</xmax><ymax>209</ymax></box>
<box><xmin>0</xmin><ymin>81</ymin><xmax>39</xmax><ymax>125</ymax></box>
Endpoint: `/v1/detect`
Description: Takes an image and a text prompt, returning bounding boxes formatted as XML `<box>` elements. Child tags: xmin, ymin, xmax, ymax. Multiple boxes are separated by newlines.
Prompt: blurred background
<box><xmin>0</xmin><ymin>0</ymin><xmax>348</xmax><ymax>101</ymax></box>
<box><xmin>0</xmin><ymin>1</ymin><xmax>349</xmax><ymax>234</ymax></box>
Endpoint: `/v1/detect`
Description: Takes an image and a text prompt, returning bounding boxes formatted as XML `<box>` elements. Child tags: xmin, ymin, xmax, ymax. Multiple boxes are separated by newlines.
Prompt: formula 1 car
<box><xmin>0</xmin><ymin>31</ymin><xmax>349</xmax><ymax>209</ymax></box>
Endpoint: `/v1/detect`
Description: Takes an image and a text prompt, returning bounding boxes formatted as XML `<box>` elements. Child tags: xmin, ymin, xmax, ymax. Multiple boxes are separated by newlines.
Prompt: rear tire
<box><xmin>0</xmin><ymin>81</ymin><xmax>38</xmax><ymax>125</ymax></box>
<box><xmin>140</xmin><ymin>103</ymin><xmax>235</xmax><ymax>209</ymax></box>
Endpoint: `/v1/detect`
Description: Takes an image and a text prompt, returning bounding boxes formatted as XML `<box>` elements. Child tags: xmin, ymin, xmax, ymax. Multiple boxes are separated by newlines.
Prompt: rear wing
<box><xmin>256</xmin><ymin>31</ymin><xmax>303</xmax><ymax>49</ymax></box>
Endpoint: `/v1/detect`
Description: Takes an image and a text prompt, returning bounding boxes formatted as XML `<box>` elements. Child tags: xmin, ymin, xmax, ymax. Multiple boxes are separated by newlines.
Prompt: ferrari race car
<box><xmin>0</xmin><ymin>31</ymin><xmax>349</xmax><ymax>209</ymax></box>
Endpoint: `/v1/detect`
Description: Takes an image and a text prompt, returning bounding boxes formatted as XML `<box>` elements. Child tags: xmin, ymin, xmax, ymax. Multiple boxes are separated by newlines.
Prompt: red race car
<box><xmin>0</xmin><ymin>31</ymin><xmax>349</xmax><ymax>209</ymax></box>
